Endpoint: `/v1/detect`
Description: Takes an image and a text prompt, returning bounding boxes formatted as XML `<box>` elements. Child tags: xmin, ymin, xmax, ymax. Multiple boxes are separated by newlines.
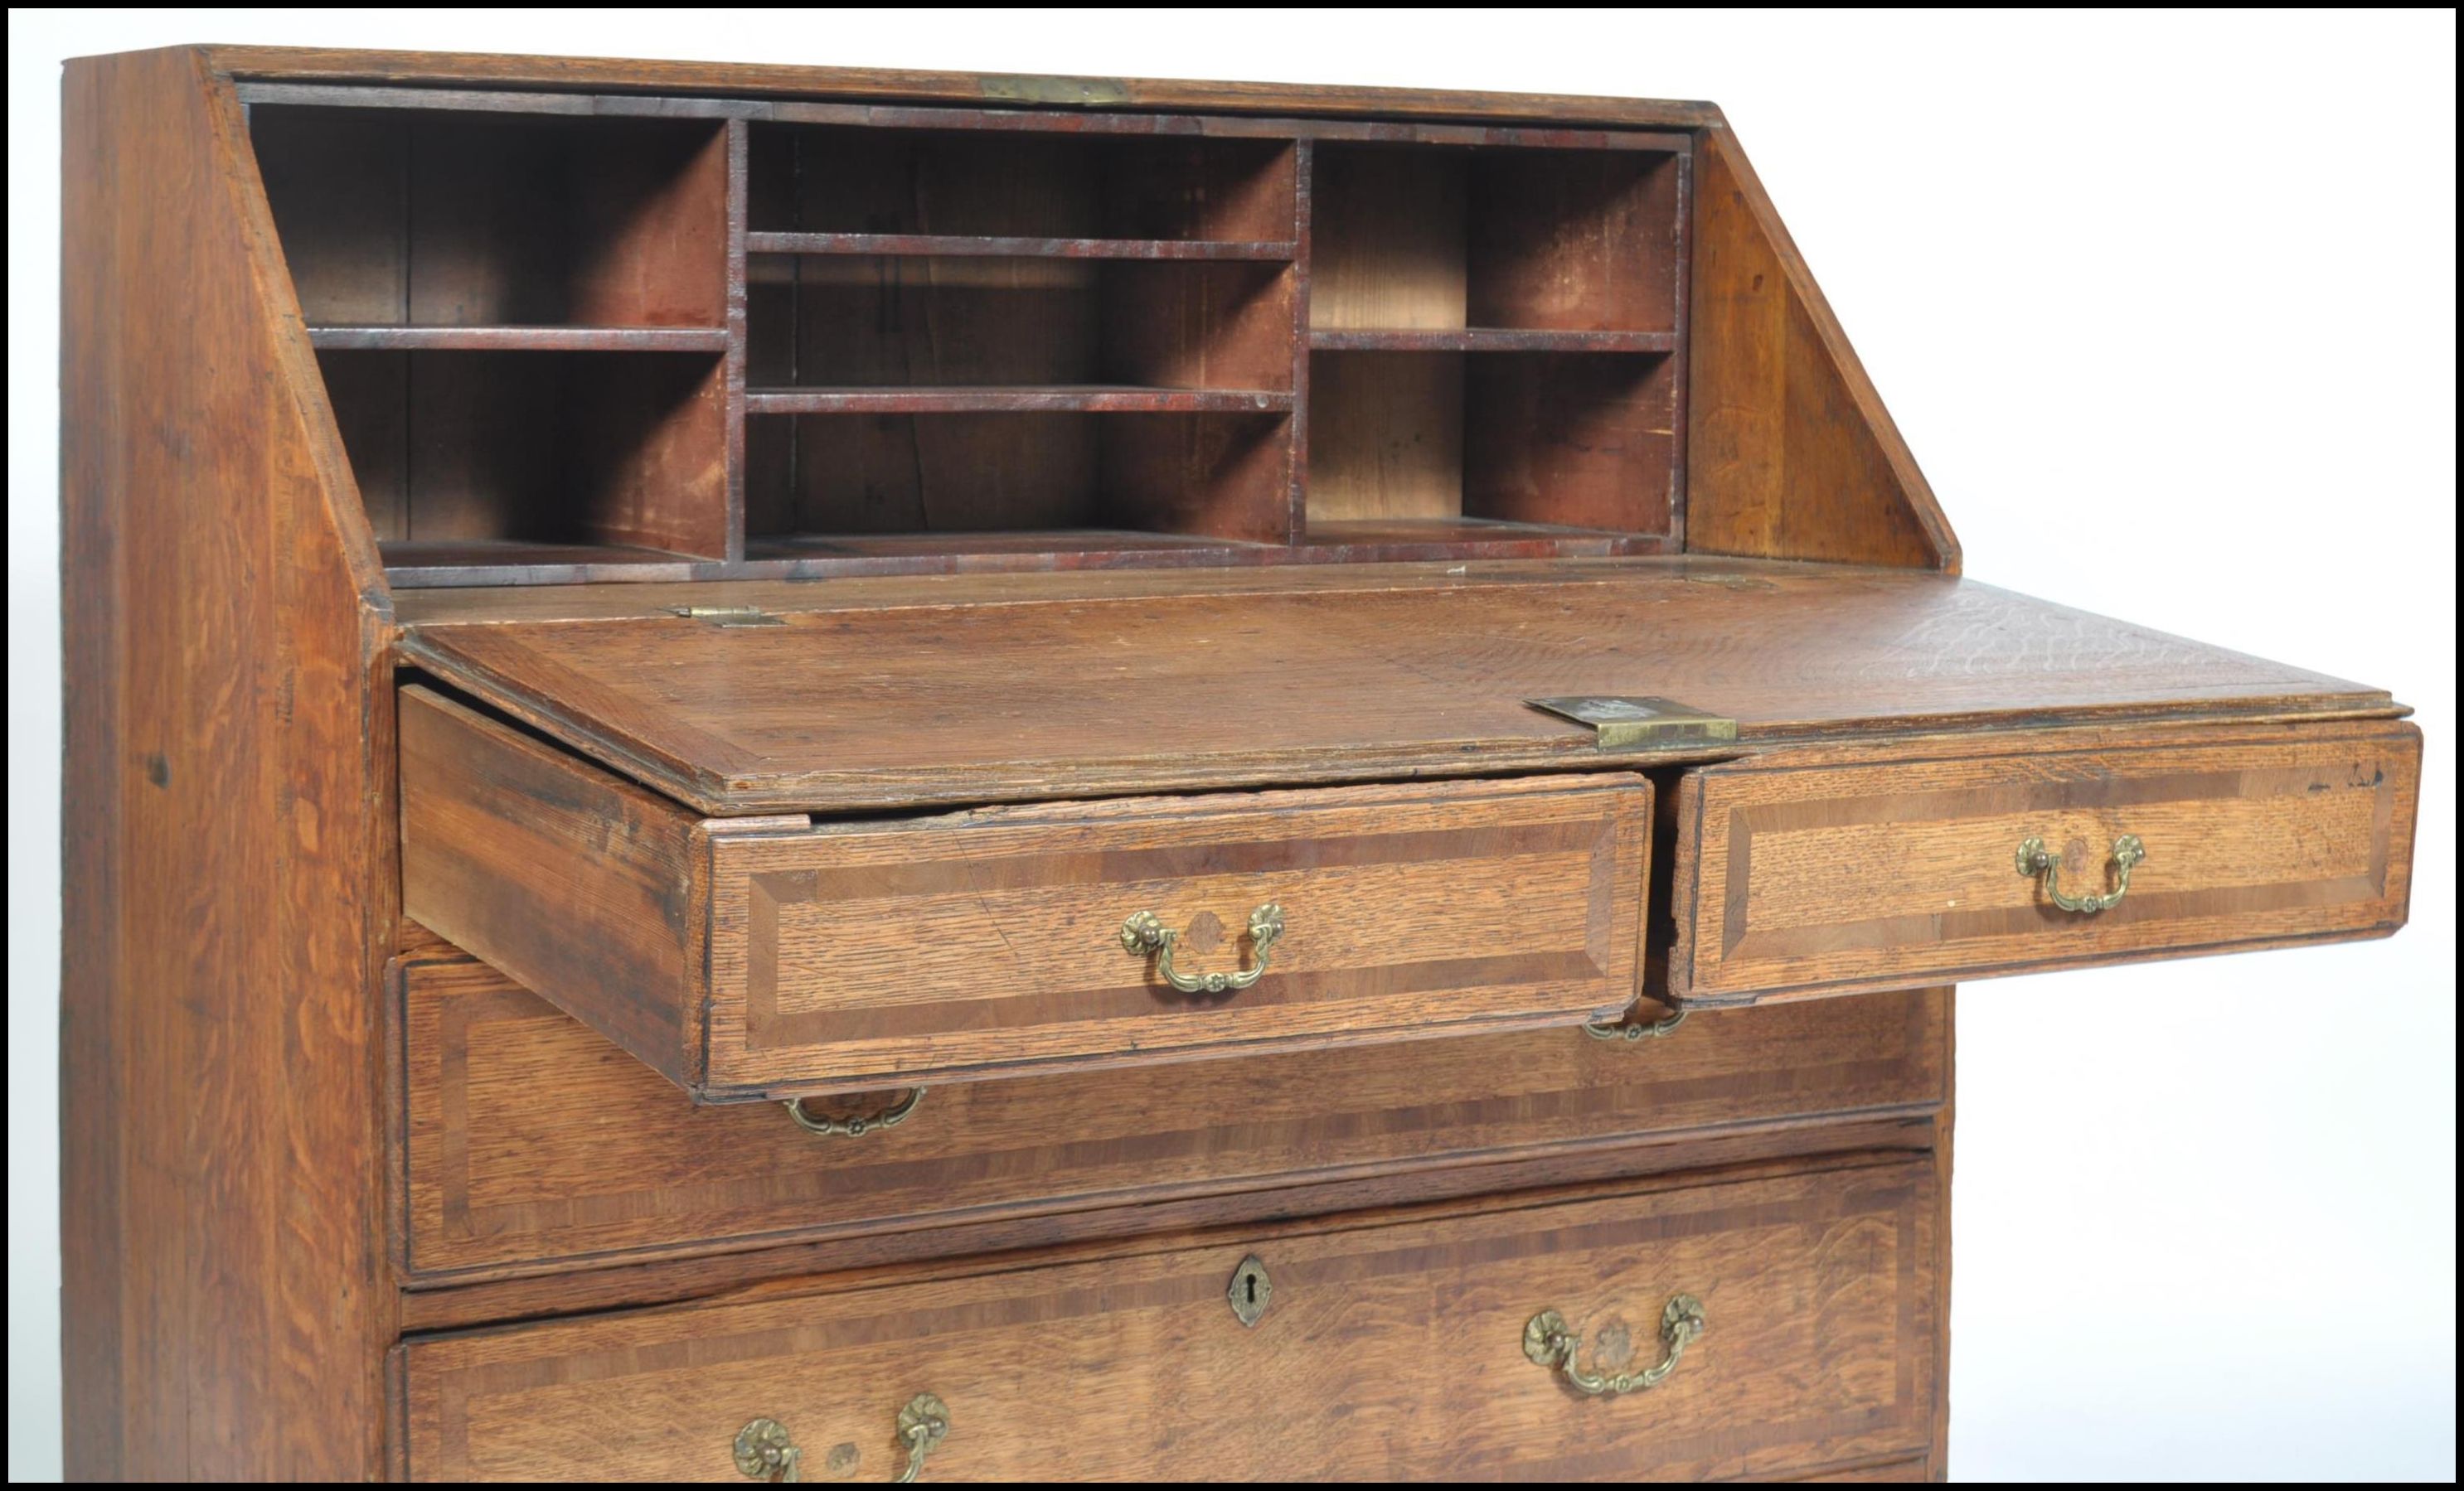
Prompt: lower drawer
<box><xmin>399</xmin><ymin>957</ymin><xmax>1947</xmax><ymax>1278</ymax></box>
<box><xmin>400</xmin><ymin>1157</ymin><xmax>1941</xmax><ymax>1481</ymax></box>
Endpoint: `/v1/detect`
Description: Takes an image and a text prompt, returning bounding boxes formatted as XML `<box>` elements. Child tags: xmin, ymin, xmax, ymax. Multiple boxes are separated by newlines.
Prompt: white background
<box><xmin>7</xmin><ymin>9</ymin><xmax>2453</xmax><ymax>1482</ymax></box>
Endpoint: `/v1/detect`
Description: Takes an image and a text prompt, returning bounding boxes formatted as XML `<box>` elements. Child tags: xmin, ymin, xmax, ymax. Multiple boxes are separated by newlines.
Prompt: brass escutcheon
<box><xmin>1227</xmin><ymin>1253</ymin><xmax>1273</xmax><ymax>1327</ymax></box>
<box><xmin>1121</xmin><ymin>903</ymin><xmax>1285</xmax><ymax>994</ymax></box>
<box><xmin>2016</xmin><ymin>833</ymin><xmax>2146</xmax><ymax>914</ymax></box>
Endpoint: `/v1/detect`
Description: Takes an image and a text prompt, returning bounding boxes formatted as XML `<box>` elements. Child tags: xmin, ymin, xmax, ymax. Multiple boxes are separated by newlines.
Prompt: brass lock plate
<box><xmin>1227</xmin><ymin>1254</ymin><xmax>1273</xmax><ymax>1327</ymax></box>
<box><xmin>1526</xmin><ymin>696</ymin><xmax>1738</xmax><ymax>750</ymax></box>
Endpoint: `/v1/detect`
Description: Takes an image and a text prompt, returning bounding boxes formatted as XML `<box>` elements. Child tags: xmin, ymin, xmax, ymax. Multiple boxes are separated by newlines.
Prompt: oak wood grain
<box><xmin>1687</xmin><ymin>128</ymin><xmax>1957</xmax><ymax>571</ymax></box>
<box><xmin>400</xmin><ymin>1157</ymin><xmax>1938</xmax><ymax>1482</ymax></box>
<box><xmin>60</xmin><ymin>46</ymin><xmax>393</xmax><ymax>1482</ymax></box>
<box><xmin>398</xmin><ymin>1119</ymin><xmax>1946</xmax><ymax>1334</ymax></box>
<box><xmin>398</xmin><ymin>685</ymin><xmax>705</xmax><ymax>1089</ymax></box>
<box><xmin>1669</xmin><ymin>721</ymin><xmax>2423</xmax><ymax>1004</ymax></box>
<box><xmin>400</xmin><ymin>690</ymin><xmax>1656</xmax><ymax>1100</ymax></box>
<box><xmin>206</xmin><ymin>46</ymin><xmax>1727</xmax><ymax>132</ymax></box>
<box><xmin>395</xmin><ymin>560</ymin><xmax>2398</xmax><ymax>816</ymax></box>
<box><xmin>400</xmin><ymin>955</ymin><xmax>1946</xmax><ymax>1278</ymax></box>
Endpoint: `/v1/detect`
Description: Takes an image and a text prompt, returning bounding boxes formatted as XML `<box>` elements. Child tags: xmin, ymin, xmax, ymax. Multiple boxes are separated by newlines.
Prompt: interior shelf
<box><xmin>745</xmin><ymin>386</ymin><xmax>1293</xmax><ymax>414</ymax></box>
<box><xmin>378</xmin><ymin>539</ymin><xmax>710</xmax><ymax>588</ymax></box>
<box><xmin>1307</xmin><ymin>328</ymin><xmax>1676</xmax><ymax>354</ymax></box>
<box><xmin>745</xmin><ymin>529</ymin><xmax>1269</xmax><ymax>561</ymax></box>
<box><xmin>254</xmin><ymin>97</ymin><xmax>1695</xmax><ymax>586</ymax></box>
<box><xmin>253</xmin><ymin>105</ymin><xmax>726</xmax><ymax>332</ymax></box>
<box><xmin>307</xmin><ymin>327</ymin><xmax>730</xmax><ymax>352</ymax></box>
<box><xmin>1302</xmin><ymin>516</ymin><xmax>1667</xmax><ymax>553</ymax></box>
<box><xmin>748</xmin><ymin>232</ymin><xmax>1295</xmax><ymax>261</ymax></box>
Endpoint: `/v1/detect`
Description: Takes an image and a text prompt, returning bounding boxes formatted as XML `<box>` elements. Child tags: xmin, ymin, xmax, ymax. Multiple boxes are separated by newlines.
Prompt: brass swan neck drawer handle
<box><xmin>1524</xmin><ymin>1294</ymin><xmax>1706</xmax><ymax>1397</ymax></box>
<box><xmin>1121</xmin><ymin>903</ymin><xmax>1285</xmax><ymax>994</ymax></box>
<box><xmin>2016</xmin><ymin>833</ymin><xmax>2146</xmax><ymax>914</ymax></box>
<box><xmin>1584</xmin><ymin>1007</ymin><xmax>1688</xmax><ymax>1043</ymax></box>
<box><xmin>735</xmin><ymin>1396</ymin><xmax>949</xmax><ymax>1484</ymax></box>
<box><xmin>782</xmin><ymin>1087</ymin><xmax>926</xmax><ymax>1138</ymax></box>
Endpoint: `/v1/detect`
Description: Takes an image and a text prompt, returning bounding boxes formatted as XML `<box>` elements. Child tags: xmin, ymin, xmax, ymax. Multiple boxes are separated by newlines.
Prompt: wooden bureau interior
<box><xmin>59</xmin><ymin>47</ymin><xmax>2423</xmax><ymax>1484</ymax></box>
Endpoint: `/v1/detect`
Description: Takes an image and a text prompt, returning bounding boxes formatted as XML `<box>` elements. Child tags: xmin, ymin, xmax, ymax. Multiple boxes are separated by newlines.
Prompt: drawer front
<box><xmin>1669</xmin><ymin>724</ymin><xmax>2422</xmax><ymax>1004</ymax></box>
<box><xmin>402</xmin><ymin>686</ymin><xmax>1652</xmax><ymax>1101</ymax></box>
<box><xmin>400</xmin><ymin>956</ymin><xmax>1947</xmax><ymax>1277</ymax></box>
<box><xmin>401</xmin><ymin>1159</ymin><xmax>1940</xmax><ymax>1481</ymax></box>
<box><xmin>705</xmin><ymin>773</ymin><xmax>1652</xmax><ymax>1096</ymax></box>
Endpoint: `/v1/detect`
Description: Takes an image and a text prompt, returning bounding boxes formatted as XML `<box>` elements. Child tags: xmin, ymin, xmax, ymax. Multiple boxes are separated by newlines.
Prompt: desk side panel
<box><xmin>61</xmin><ymin>46</ymin><xmax>393</xmax><ymax>1481</ymax></box>
<box><xmin>1689</xmin><ymin>125</ymin><xmax>1959</xmax><ymax>572</ymax></box>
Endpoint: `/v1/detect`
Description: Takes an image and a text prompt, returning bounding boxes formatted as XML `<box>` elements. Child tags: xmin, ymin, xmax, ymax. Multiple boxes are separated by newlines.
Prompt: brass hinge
<box><xmin>980</xmin><ymin>73</ymin><xmax>1131</xmax><ymax>106</ymax></box>
<box><xmin>668</xmin><ymin>605</ymin><xmax>786</xmax><ymax>628</ymax></box>
<box><xmin>1526</xmin><ymin>696</ymin><xmax>1738</xmax><ymax>750</ymax></box>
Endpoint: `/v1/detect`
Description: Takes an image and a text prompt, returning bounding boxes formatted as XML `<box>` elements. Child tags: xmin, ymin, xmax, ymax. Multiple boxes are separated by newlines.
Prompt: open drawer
<box><xmin>1665</xmin><ymin>722</ymin><xmax>2423</xmax><ymax>1004</ymax></box>
<box><xmin>395</xmin><ymin>559</ymin><xmax>2415</xmax><ymax>1096</ymax></box>
<box><xmin>400</xmin><ymin>687</ymin><xmax>1649</xmax><ymax>1099</ymax></box>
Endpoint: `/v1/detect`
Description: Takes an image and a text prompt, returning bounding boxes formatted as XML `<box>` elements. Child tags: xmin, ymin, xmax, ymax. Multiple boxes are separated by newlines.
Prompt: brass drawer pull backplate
<box><xmin>1584</xmin><ymin>1008</ymin><xmax>1688</xmax><ymax>1043</ymax></box>
<box><xmin>1121</xmin><ymin>903</ymin><xmax>1285</xmax><ymax>994</ymax></box>
<box><xmin>2016</xmin><ymin>833</ymin><xmax>2146</xmax><ymax>914</ymax></box>
<box><xmin>735</xmin><ymin>1396</ymin><xmax>949</xmax><ymax>1484</ymax></box>
<box><xmin>782</xmin><ymin>1087</ymin><xmax>926</xmax><ymax>1139</ymax></box>
<box><xmin>1525</xmin><ymin>1294</ymin><xmax>1707</xmax><ymax>1397</ymax></box>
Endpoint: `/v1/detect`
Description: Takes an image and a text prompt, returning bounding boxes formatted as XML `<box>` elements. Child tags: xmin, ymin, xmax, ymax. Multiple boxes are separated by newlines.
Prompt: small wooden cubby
<box><xmin>252</xmin><ymin>104</ymin><xmax>731</xmax><ymax>574</ymax></box>
<box><xmin>245</xmin><ymin>94</ymin><xmax>1690</xmax><ymax>583</ymax></box>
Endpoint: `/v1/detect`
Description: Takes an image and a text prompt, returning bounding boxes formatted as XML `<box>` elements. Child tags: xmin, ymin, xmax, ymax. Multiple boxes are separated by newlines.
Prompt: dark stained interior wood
<box><xmin>245</xmin><ymin>80</ymin><xmax>1719</xmax><ymax>583</ymax></box>
<box><xmin>395</xmin><ymin>558</ymin><xmax>2400</xmax><ymax>816</ymax></box>
<box><xmin>745</xmin><ymin>123</ymin><xmax>1297</xmax><ymax>242</ymax></box>
<box><xmin>316</xmin><ymin>348</ymin><xmax>727</xmax><ymax>554</ymax></box>
<box><xmin>251</xmin><ymin>105</ymin><xmax>728</xmax><ymax>329</ymax></box>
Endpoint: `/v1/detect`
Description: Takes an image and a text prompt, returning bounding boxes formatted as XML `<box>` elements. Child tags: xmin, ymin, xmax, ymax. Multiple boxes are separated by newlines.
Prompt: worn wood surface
<box><xmin>1687</xmin><ymin>128</ymin><xmax>1956</xmax><ymax>571</ymax></box>
<box><xmin>399</xmin><ymin>1116</ymin><xmax>1944</xmax><ymax>1334</ymax></box>
<box><xmin>395</xmin><ymin>559</ymin><xmax>2397</xmax><ymax>816</ymax></box>
<box><xmin>401</xmin><ymin>955</ymin><xmax>1944</xmax><ymax>1277</ymax></box>
<box><xmin>1312</xmin><ymin>327</ymin><xmax>1677</xmax><ymax>352</ymax></box>
<box><xmin>207</xmin><ymin>46</ymin><xmax>1727</xmax><ymax>130</ymax></box>
<box><xmin>706</xmin><ymin>764</ymin><xmax>1651</xmax><ymax>1091</ymax></box>
<box><xmin>59</xmin><ymin>47</ymin><xmax>393</xmax><ymax>1482</ymax></box>
<box><xmin>1670</xmin><ymin>721</ymin><xmax>2423</xmax><ymax>1004</ymax></box>
<box><xmin>303</xmin><ymin>326</ymin><xmax>730</xmax><ymax>351</ymax></box>
<box><xmin>398</xmin><ymin>686</ymin><xmax>706</xmax><ymax>1087</ymax></box>
<box><xmin>400</xmin><ymin>695</ymin><xmax>1656</xmax><ymax>1098</ymax></box>
<box><xmin>1310</xmin><ymin>146</ymin><xmax>1468</xmax><ymax>331</ymax></box>
<box><xmin>401</xmin><ymin>1157</ymin><xmax>1938</xmax><ymax>1482</ymax></box>
<box><xmin>1306</xmin><ymin>350</ymin><xmax>1464</xmax><ymax>520</ymax></box>
<box><xmin>1462</xmin><ymin>351</ymin><xmax>1677</xmax><ymax>532</ymax></box>
<box><xmin>253</xmin><ymin>106</ymin><xmax>729</xmax><ymax>329</ymax></box>
<box><xmin>1466</xmin><ymin>146</ymin><xmax>1683</xmax><ymax>333</ymax></box>
<box><xmin>748</xmin><ymin>232</ymin><xmax>1298</xmax><ymax>259</ymax></box>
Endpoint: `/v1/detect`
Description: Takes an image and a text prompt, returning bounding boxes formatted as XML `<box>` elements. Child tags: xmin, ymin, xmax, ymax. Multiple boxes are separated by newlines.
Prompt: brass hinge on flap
<box><xmin>669</xmin><ymin>605</ymin><xmax>785</xmax><ymax>628</ymax></box>
<box><xmin>1526</xmin><ymin>696</ymin><xmax>1738</xmax><ymax>751</ymax></box>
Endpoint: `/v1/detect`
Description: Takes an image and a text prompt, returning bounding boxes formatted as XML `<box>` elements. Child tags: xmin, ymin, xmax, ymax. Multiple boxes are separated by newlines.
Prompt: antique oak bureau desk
<box><xmin>61</xmin><ymin>46</ymin><xmax>2423</xmax><ymax>1483</ymax></box>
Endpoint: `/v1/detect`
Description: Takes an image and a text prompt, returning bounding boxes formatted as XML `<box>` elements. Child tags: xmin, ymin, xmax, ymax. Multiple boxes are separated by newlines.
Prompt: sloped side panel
<box><xmin>1688</xmin><ymin>125</ymin><xmax>1959</xmax><ymax>571</ymax></box>
<box><xmin>60</xmin><ymin>46</ymin><xmax>393</xmax><ymax>1480</ymax></box>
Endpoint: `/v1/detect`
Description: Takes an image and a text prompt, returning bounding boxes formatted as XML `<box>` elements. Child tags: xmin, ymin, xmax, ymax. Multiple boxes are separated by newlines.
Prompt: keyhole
<box><xmin>1228</xmin><ymin>1253</ymin><xmax>1271</xmax><ymax>1326</ymax></box>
